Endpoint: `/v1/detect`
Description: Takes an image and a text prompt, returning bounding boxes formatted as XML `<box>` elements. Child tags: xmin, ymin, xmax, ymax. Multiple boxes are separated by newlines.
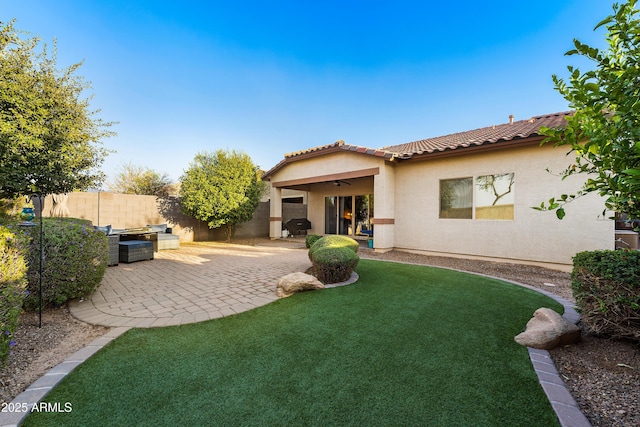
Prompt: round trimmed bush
<box><xmin>23</xmin><ymin>218</ymin><xmax>108</xmax><ymax>309</ymax></box>
<box><xmin>305</xmin><ymin>234</ymin><xmax>322</xmax><ymax>249</ymax></box>
<box><xmin>308</xmin><ymin>235</ymin><xmax>359</xmax><ymax>260</ymax></box>
<box><xmin>311</xmin><ymin>246</ymin><xmax>360</xmax><ymax>284</ymax></box>
<box><xmin>0</xmin><ymin>225</ymin><xmax>29</xmax><ymax>367</ymax></box>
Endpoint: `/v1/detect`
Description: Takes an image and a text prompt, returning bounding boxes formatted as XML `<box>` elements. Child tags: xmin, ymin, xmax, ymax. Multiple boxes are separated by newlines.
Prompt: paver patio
<box><xmin>69</xmin><ymin>241</ymin><xmax>310</xmax><ymax>328</ymax></box>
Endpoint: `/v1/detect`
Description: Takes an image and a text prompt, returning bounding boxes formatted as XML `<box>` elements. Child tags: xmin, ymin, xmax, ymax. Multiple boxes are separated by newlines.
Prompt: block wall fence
<box><xmin>35</xmin><ymin>192</ymin><xmax>307</xmax><ymax>242</ymax></box>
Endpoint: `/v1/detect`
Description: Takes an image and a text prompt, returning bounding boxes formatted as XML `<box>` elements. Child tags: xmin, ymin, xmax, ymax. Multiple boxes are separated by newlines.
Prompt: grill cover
<box><xmin>284</xmin><ymin>218</ymin><xmax>312</xmax><ymax>235</ymax></box>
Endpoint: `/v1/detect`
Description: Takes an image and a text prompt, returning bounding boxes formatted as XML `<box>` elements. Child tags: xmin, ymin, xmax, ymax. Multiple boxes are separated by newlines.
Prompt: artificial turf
<box><xmin>23</xmin><ymin>259</ymin><xmax>562</xmax><ymax>426</ymax></box>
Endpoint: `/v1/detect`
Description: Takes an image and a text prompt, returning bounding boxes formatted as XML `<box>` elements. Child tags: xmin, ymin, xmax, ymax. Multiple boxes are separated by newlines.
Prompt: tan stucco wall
<box><xmin>270</xmin><ymin>151</ymin><xmax>385</xmax><ymax>183</ymax></box>
<box><xmin>393</xmin><ymin>143</ymin><xmax>613</xmax><ymax>266</ymax></box>
<box><xmin>268</xmin><ymin>143</ymin><xmax>613</xmax><ymax>267</ymax></box>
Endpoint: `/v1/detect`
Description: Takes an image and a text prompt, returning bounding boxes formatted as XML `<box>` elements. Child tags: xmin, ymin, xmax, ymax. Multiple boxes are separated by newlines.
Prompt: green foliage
<box><xmin>22</xmin><ymin>218</ymin><xmax>108</xmax><ymax>309</ymax></box>
<box><xmin>308</xmin><ymin>234</ymin><xmax>359</xmax><ymax>260</ymax></box>
<box><xmin>180</xmin><ymin>149</ymin><xmax>267</xmax><ymax>240</ymax></box>
<box><xmin>0</xmin><ymin>20</ymin><xmax>114</xmax><ymax>199</ymax></box>
<box><xmin>305</xmin><ymin>234</ymin><xmax>322</xmax><ymax>249</ymax></box>
<box><xmin>538</xmin><ymin>1</ymin><xmax>640</xmax><ymax>219</ymax></box>
<box><xmin>0</xmin><ymin>196</ymin><xmax>25</xmax><ymax>221</ymax></box>
<box><xmin>107</xmin><ymin>162</ymin><xmax>174</xmax><ymax>196</ymax></box>
<box><xmin>311</xmin><ymin>246</ymin><xmax>360</xmax><ymax>284</ymax></box>
<box><xmin>307</xmin><ymin>236</ymin><xmax>360</xmax><ymax>283</ymax></box>
<box><xmin>0</xmin><ymin>225</ymin><xmax>29</xmax><ymax>367</ymax></box>
<box><xmin>571</xmin><ymin>250</ymin><xmax>640</xmax><ymax>343</ymax></box>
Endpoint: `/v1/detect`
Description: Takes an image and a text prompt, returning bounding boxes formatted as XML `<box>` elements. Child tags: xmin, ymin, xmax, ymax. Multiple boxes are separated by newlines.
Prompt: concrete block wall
<box><xmin>38</xmin><ymin>193</ymin><xmax>307</xmax><ymax>242</ymax></box>
<box><xmin>208</xmin><ymin>202</ymin><xmax>307</xmax><ymax>240</ymax></box>
<box><xmin>38</xmin><ymin>192</ymin><xmax>200</xmax><ymax>242</ymax></box>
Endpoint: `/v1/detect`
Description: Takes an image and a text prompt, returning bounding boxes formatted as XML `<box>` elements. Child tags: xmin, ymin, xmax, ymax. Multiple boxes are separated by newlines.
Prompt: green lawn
<box><xmin>23</xmin><ymin>259</ymin><xmax>562</xmax><ymax>426</ymax></box>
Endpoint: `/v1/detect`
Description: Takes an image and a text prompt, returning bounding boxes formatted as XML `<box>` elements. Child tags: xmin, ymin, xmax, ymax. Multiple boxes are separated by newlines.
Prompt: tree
<box><xmin>107</xmin><ymin>162</ymin><xmax>174</xmax><ymax>196</ymax></box>
<box><xmin>0</xmin><ymin>20</ymin><xmax>113</xmax><ymax>199</ymax></box>
<box><xmin>537</xmin><ymin>0</ymin><xmax>640</xmax><ymax>220</ymax></box>
<box><xmin>179</xmin><ymin>149</ymin><xmax>267</xmax><ymax>240</ymax></box>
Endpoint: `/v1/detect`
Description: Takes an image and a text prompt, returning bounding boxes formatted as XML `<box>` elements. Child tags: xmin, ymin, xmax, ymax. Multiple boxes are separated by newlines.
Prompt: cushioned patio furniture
<box><xmin>94</xmin><ymin>225</ymin><xmax>120</xmax><ymax>266</ymax></box>
<box><xmin>119</xmin><ymin>240</ymin><xmax>154</xmax><ymax>263</ymax></box>
<box><xmin>147</xmin><ymin>223</ymin><xmax>180</xmax><ymax>250</ymax></box>
<box><xmin>107</xmin><ymin>235</ymin><xmax>120</xmax><ymax>266</ymax></box>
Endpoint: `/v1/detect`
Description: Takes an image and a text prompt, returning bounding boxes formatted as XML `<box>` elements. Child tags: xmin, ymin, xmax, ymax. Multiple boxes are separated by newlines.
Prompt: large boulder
<box><xmin>276</xmin><ymin>272</ymin><xmax>324</xmax><ymax>298</ymax></box>
<box><xmin>515</xmin><ymin>307</ymin><xmax>581</xmax><ymax>350</ymax></box>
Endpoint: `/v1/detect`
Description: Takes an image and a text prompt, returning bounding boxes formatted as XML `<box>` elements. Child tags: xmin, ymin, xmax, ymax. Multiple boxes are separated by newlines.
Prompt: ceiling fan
<box><xmin>333</xmin><ymin>180</ymin><xmax>351</xmax><ymax>186</ymax></box>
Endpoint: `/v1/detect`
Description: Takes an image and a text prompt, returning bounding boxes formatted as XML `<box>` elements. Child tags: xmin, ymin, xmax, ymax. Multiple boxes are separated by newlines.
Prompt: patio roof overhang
<box><xmin>271</xmin><ymin>167</ymin><xmax>380</xmax><ymax>191</ymax></box>
<box><xmin>262</xmin><ymin>140</ymin><xmax>395</xmax><ymax>182</ymax></box>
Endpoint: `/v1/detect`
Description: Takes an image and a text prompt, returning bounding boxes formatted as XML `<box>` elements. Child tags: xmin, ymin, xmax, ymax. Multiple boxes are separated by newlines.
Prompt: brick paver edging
<box><xmin>0</xmin><ymin>327</ymin><xmax>130</xmax><ymax>427</ymax></box>
<box><xmin>490</xmin><ymin>277</ymin><xmax>591</xmax><ymax>427</ymax></box>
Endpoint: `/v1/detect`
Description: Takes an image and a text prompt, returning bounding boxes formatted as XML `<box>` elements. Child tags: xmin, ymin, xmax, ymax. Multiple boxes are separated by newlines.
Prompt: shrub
<box><xmin>308</xmin><ymin>235</ymin><xmax>359</xmax><ymax>260</ymax></box>
<box><xmin>0</xmin><ymin>197</ymin><xmax>24</xmax><ymax>221</ymax></box>
<box><xmin>311</xmin><ymin>246</ymin><xmax>360</xmax><ymax>284</ymax></box>
<box><xmin>23</xmin><ymin>218</ymin><xmax>108</xmax><ymax>309</ymax></box>
<box><xmin>571</xmin><ymin>250</ymin><xmax>640</xmax><ymax>343</ymax></box>
<box><xmin>305</xmin><ymin>234</ymin><xmax>322</xmax><ymax>249</ymax></box>
<box><xmin>0</xmin><ymin>225</ymin><xmax>29</xmax><ymax>367</ymax></box>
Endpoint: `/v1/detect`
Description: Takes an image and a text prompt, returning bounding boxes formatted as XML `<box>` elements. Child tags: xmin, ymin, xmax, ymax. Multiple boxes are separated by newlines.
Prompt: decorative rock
<box><xmin>515</xmin><ymin>307</ymin><xmax>581</xmax><ymax>350</ymax></box>
<box><xmin>276</xmin><ymin>272</ymin><xmax>324</xmax><ymax>298</ymax></box>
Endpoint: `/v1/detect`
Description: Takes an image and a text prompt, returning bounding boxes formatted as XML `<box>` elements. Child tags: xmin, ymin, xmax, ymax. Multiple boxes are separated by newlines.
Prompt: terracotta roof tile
<box><xmin>262</xmin><ymin>111</ymin><xmax>572</xmax><ymax>180</ymax></box>
<box><xmin>283</xmin><ymin>140</ymin><xmax>395</xmax><ymax>160</ymax></box>
<box><xmin>381</xmin><ymin>111</ymin><xmax>572</xmax><ymax>158</ymax></box>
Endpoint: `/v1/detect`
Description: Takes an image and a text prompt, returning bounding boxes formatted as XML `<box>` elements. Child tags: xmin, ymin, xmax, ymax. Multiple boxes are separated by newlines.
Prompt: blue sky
<box><xmin>2</xmin><ymin>0</ymin><xmax>616</xmax><ymax>185</ymax></box>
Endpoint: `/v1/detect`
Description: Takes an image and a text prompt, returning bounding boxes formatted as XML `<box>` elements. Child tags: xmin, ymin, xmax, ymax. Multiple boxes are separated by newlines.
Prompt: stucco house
<box><xmin>262</xmin><ymin>111</ymin><xmax>614</xmax><ymax>270</ymax></box>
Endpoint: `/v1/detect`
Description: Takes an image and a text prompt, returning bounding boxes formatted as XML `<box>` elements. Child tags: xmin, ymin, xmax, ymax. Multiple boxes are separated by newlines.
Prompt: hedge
<box><xmin>305</xmin><ymin>234</ymin><xmax>322</xmax><ymax>249</ymax></box>
<box><xmin>308</xmin><ymin>234</ymin><xmax>359</xmax><ymax>261</ymax></box>
<box><xmin>572</xmin><ymin>250</ymin><xmax>640</xmax><ymax>343</ymax></box>
<box><xmin>23</xmin><ymin>218</ymin><xmax>108</xmax><ymax>309</ymax></box>
<box><xmin>0</xmin><ymin>225</ymin><xmax>29</xmax><ymax>367</ymax></box>
<box><xmin>311</xmin><ymin>246</ymin><xmax>360</xmax><ymax>284</ymax></box>
<box><xmin>308</xmin><ymin>235</ymin><xmax>360</xmax><ymax>284</ymax></box>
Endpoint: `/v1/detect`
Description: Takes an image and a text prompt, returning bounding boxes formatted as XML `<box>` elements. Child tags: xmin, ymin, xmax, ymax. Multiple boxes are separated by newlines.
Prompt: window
<box><xmin>440</xmin><ymin>177</ymin><xmax>473</xmax><ymax>219</ymax></box>
<box><xmin>439</xmin><ymin>173</ymin><xmax>514</xmax><ymax>220</ymax></box>
<box><xmin>475</xmin><ymin>173</ymin><xmax>514</xmax><ymax>220</ymax></box>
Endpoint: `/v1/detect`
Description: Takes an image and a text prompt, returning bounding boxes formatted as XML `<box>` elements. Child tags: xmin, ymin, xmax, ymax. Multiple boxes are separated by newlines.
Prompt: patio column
<box><xmin>269</xmin><ymin>185</ymin><xmax>283</xmax><ymax>239</ymax></box>
<box><xmin>372</xmin><ymin>163</ymin><xmax>395</xmax><ymax>251</ymax></box>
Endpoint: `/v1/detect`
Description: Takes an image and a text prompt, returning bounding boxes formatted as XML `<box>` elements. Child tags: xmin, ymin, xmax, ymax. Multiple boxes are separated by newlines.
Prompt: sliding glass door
<box><xmin>325</xmin><ymin>195</ymin><xmax>373</xmax><ymax>236</ymax></box>
<box><xmin>325</xmin><ymin>197</ymin><xmax>338</xmax><ymax>234</ymax></box>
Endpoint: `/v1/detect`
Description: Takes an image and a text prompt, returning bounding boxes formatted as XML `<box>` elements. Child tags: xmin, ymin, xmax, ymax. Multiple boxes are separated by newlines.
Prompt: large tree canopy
<box><xmin>0</xmin><ymin>20</ymin><xmax>113</xmax><ymax>199</ymax></box>
<box><xmin>107</xmin><ymin>162</ymin><xmax>174</xmax><ymax>196</ymax></box>
<box><xmin>180</xmin><ymin>149</ymin><xmax>267</xmax><ymax>240</ymax></box>
<box><xmin>538</xmin><ymin>0</ymin><xmax>640</xmax><ymax>220</ymax></box>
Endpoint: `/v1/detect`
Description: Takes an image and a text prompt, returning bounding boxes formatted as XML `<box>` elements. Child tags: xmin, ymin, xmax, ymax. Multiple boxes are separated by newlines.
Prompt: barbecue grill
<box><xmin>284</xmin><ymin>218</ymin><xmax>312</xmax><ymax>235</ymax></box>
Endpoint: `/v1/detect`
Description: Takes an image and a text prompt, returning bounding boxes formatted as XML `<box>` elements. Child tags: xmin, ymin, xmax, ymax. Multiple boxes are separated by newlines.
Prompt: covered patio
<box><xmin>263</xmin><ymin>141</ymin><xmax>398</xmax><ymax>251</ymax></box>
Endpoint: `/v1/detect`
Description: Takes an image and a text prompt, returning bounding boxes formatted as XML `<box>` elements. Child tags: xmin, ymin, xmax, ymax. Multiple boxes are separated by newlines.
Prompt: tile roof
<box><xmin>262</xmin><ymin>111</ymin><xmax>572</xmax><ymax>179</ymax></box>
<box><xmin>381</xmin><ymin>111</ymin><xmax>572</xmax><ymax>158</ymax></box>
<box><xmin>262</xmin><ymin>140</ymin><xmax>395</xmax><ymax>179</ymax></box>
<box><xmin>283</xmin><ymin>140</ymin><xmax>396</xmax><ymax>160</ymax></box>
